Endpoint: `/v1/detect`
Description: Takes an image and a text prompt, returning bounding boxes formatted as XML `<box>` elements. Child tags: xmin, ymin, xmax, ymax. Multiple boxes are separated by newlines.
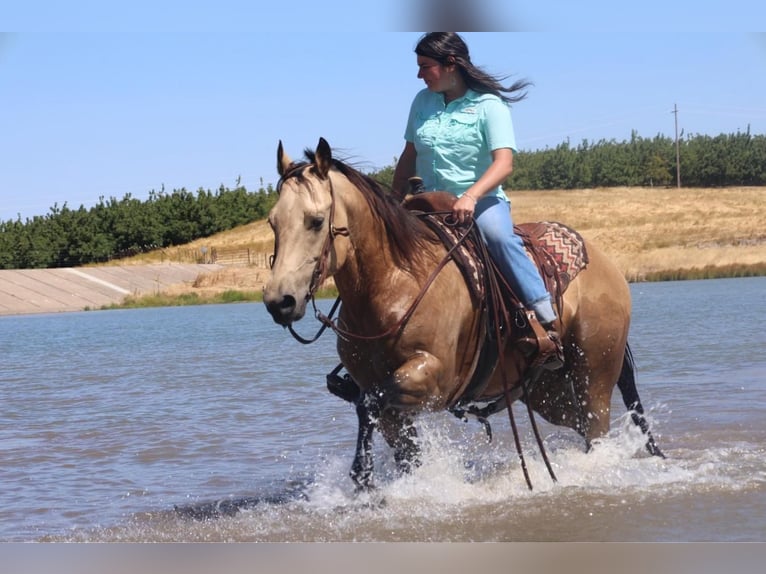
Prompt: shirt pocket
<box><xmin>415</xmin><ymin>112</ymin><xmax>440</xmax><ymax>148</ymax></box>
<box><xmin>445</xmin><ymin>111</ymin><xmax>482</xmax><ymax>150</ymax></box>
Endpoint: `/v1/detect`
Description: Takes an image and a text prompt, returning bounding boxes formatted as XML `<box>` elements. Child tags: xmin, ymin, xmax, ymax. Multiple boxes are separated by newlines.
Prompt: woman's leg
<box><xmin>473</xmin><ymin>196</ymin><xmax>557</xmax><ymax>323</ymax></box>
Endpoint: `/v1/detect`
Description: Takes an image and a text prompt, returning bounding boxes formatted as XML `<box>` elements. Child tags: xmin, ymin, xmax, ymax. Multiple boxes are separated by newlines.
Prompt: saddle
<box><xmin>403</xmin><ymin>192</ymin><xmax>589</xmax><ymax>403</ymax></box>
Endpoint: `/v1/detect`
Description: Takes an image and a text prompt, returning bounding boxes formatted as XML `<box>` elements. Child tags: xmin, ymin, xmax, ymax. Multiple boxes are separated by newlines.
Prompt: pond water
<box><xmin>0</xmin><ymin>277</ymin><xmax>764</xmax><ymax>541</ymax></box>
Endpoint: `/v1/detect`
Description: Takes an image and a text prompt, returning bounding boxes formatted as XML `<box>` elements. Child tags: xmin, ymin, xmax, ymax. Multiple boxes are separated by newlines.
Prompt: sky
<box><xmin>1</xmin><ymin>2</ymin><xmax>766</xmax><ymax>222</ymax></box>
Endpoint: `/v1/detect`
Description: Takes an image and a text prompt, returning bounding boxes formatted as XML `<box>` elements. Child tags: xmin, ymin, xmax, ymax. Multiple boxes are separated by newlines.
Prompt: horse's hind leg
<box><xmin>617</xmin><ymin>344</ymin><xmax>665</xmax><ymax>458</ymax></box>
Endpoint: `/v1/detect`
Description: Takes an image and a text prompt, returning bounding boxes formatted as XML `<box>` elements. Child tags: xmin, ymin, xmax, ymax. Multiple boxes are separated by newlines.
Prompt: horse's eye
<box><xmin>308</xmin><ymin>216</ymin><xmax>325</xmax><ymax>231</ymax></box>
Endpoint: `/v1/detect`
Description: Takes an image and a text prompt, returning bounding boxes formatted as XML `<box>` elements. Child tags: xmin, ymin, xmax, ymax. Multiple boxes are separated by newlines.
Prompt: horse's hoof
<box><xmin>646</xmin><ymin>437</ymin><xmax>666</xmax><ymax>459</ymax></box>
<box><xmin>352</xmin><ymin>480</ymin><xmax>375</xmax><ymax>494</ymax></box>
<box><xmin>355</xmin><ymin>490</ymin><xmax>387</xmax><ymax>509</ymax></box>
<box><xmin>327</xmin><ymin>371</ymin><xmax>360</xmax><ymax>403</ymax></box>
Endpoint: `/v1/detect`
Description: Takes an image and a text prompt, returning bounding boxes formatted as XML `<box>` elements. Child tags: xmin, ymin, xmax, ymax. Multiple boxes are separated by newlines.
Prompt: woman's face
<box><xmin>416</xmin><ymin>55</ymin><xmax>451</xmax><ymax>93</ymax></box>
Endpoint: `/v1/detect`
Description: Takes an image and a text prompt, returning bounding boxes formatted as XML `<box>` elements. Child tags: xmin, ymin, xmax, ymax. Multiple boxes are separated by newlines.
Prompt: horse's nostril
<box><xmin>279</xmin><ymin>295</ymin><xmax>296</xmax><ymax>311</ymax></box>
<box><xmin>265</xmin><ymin>293</ymin><xmax>297</xmax><ymax>325</ymax></box>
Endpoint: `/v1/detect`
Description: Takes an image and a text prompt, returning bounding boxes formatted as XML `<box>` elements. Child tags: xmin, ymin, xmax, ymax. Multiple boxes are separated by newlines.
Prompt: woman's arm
<box><xmin>466</xmin><ymin>147</ymin><xmax>514</xmax><ymax>200</ymax></box>
<box><xmin>453</xmin><ymin>147</ymin><xmax>514</xmax><ymax>223</ymax></box>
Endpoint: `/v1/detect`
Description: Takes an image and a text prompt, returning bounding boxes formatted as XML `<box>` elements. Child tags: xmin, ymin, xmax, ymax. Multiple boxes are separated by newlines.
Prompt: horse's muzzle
<box><xmin>263</xmin><ymin>292</ymin><xmax>305</xmax><ymax>326</ymax></box>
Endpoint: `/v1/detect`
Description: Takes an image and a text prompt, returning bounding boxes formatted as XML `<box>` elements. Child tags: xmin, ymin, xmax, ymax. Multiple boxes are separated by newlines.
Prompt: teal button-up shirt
<box><xmin>404</xmin><ymin>88</ymin><xmax>517</xmax><ymax>201</ymax></box>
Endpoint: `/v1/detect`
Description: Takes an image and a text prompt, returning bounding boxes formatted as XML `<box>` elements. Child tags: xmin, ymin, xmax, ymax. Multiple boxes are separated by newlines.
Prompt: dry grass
<box><xmin>183</xmin><ymin>219</ymin><xmax>274</xmax><ymax>250</ymax></box>
<box><xmin>115</xmin><ymin>220</ymin><xmax>275</xmax><ymax>265</ymax></box>
<box><xmin>158</xmin><ymin>267</ymin><xmax>272</xmax><ymax>297</ymax></box>
<box><xmin>511</xmin><ymin>186</ymin><xmax>766</xmax><ymax>281</ymax></box>
<box><xmin>117</xmin><ymin>186</ymin><xmax>766</xmax><ymax>302</ymax></box>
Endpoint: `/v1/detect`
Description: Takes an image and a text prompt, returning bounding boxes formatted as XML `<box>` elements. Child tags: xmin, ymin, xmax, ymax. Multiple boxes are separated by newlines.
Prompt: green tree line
<box><xmin>510</xmin><ymin>128</ymin><xmax>766</xmax><ymax>189</ymax></box>
<box><xmin>0</xmin><ymin>185</ymin><xmax>277</xmax><ymax>269</ymax></box>
<box><xmin>371</xmin><ymin>129</ymin><xmax>766</xmax><ymax>190</ymax></box>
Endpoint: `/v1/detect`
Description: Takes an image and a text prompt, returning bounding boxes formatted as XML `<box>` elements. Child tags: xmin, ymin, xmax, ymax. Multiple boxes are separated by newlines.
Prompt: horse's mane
<box><xmin>282</xmin><ymin>150</ymin><xmax>438</xmax><ymax>269</ymax></box>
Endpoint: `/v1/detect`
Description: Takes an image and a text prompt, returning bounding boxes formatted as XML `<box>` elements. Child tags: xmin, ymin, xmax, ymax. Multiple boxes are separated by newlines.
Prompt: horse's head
<box><xmin>263</xmin><ymin>138</ymin><xmax>349</xmax><ymax>326</ymax></box>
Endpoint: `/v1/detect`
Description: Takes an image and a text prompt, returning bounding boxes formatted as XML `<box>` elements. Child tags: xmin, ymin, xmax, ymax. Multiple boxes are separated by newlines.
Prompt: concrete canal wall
<box><xmin>0</xmin><ymin>264</ymin><xmax>224</xmax><ymax>316</ymax></box>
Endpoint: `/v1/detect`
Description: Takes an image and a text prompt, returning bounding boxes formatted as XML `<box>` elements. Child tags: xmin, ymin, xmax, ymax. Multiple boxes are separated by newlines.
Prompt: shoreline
<box><xmin>2</xmin><ymin>262</ymin><xmax>764</xmax><ymax>318</ymax></box>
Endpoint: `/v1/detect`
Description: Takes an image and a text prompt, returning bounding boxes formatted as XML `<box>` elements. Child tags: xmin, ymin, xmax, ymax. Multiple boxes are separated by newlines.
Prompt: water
<box><xmin>0</xmin><ymin>277</ymin><xmax>764</xmax><ymax>541</ymax></box>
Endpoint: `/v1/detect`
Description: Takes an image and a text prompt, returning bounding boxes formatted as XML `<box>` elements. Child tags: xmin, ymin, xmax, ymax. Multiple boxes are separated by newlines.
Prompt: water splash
<box><xmin>60</xmin><ymin>406</ymin><xmax>766</xmax><ymax>542</ymax></box>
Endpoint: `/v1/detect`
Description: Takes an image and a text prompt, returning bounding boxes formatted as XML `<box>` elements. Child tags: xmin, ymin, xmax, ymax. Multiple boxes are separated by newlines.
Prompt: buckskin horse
<box><xmin>263</xmin><ymin>138</ymin><xmax>664</xmax><ymax>490</ymax></box>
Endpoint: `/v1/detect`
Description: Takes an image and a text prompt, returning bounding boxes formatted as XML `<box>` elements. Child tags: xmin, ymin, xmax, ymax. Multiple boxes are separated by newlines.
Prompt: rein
<box><xmin>287</xmin><ymin>296</ymin><xmax>342</xmax><ymax>345</ymax></box>
<box><xmin>475</xmin><ymin>236</ymin><xmax>558</xmax><ymax>489</ymax></box>
<box><xmin>275</xmin><ymin>160</ymin><xmax>475</xmax><ymax>346</ymax></box>
<box><xmin>325</xmin><ymin>211</ymin><xmax>472</xmax><ymax>342</ymax></box>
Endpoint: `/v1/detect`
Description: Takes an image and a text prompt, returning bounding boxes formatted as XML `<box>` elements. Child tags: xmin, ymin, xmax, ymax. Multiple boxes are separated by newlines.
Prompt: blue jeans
<box><xmin>473</xmin><ymin>196</ymin><xmax>556</xmax><ymax>323</ymax></box>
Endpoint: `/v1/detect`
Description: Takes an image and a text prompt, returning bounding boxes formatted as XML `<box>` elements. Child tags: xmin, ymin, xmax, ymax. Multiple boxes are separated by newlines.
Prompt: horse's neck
<box><xmin>333</xmin><ymin>189</ymin><xmax>411</xmax><ymax>310</ymax></box>
<box><xmin>337</xmin><ymin>211</ymin><xmax>396</xmax><ymax>290</ymax></box>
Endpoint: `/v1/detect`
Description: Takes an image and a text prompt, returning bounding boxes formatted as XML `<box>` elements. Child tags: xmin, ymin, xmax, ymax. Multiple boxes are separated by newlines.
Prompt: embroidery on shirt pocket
<box><xmin>446</xmin><ymin>111</ymin><xmax>481</xmax><ymax>148</ymax></box>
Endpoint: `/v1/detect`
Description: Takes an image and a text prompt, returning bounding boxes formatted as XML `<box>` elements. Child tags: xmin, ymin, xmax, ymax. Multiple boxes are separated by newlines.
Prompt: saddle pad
<box><xmin>420</xmin><ymin>213</ymin><xmax>487</xmax><ymax>303</ymax></box>
<box><xmin>517</xmin><ymin>221</ymin><xmax>589</xmax><ymax>291</ymax></box>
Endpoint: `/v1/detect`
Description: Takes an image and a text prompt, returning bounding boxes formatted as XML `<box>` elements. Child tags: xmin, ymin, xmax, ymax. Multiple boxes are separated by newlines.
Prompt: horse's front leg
<box><xmin>325</xmin><ymin>365</ymin><xmax>378</xmax><ymax>490</ymax></box>
<box><xmin>378</xmin><ymin>408</ymin><xmax>420</xmax><ymax>474</ymax></box>
<box><xmin>351</xmin><ymin>398</ymin><xmax>420</xmax><ymax>485</ymax></box>
<box><xmin>376</xmin><ymin>350</ymin><xmax>445</xmax><ymax>473</ymax></box>
<box><xmin>350</xmin><ymin>392</ymin><xmax>378</xmax><ymax>491</ymax></box>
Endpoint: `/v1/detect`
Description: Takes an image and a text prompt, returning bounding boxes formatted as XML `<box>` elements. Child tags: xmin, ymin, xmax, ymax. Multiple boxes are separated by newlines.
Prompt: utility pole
<box><xmin>673</xmin><ymin>103</ymin><xmax>681</xmax><ymax>188</ymax></box>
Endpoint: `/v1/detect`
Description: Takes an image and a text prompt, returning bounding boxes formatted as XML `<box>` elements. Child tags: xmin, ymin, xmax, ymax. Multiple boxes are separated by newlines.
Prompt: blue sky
<box><xmin>2</xmin><ymin>2</ymin><xmax>766</xmax><ymax>221</ymax></box>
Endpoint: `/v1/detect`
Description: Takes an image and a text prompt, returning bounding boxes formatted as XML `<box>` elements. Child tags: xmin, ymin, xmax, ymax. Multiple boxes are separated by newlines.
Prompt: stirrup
<box><xmin>535</xmin><ymin>329</ymin><xmax>564</xmax><ymax>371</ymax></box>
<box><xmin>526</xmin><ymin>312</ymin><xmax>564</xmax><ymax>371</ymax></box>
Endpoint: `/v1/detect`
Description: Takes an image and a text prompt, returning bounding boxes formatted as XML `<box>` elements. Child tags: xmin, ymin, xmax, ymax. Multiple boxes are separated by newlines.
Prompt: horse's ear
<box><xmin>315</xmin><ymin>137</ymin><xmax>332</xmax><ymax>179</ymax></box>
<box><xmin>277</xmin><ymin>140</ymin><xmax>292</xmax><ymax>177</ymax></box>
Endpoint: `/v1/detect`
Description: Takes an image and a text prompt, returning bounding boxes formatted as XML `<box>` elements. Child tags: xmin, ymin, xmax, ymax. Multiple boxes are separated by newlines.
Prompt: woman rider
<box><xmin>392</xmin><ymin>32</ymin><xmax>562</xmax><ymax>368</ymax></box>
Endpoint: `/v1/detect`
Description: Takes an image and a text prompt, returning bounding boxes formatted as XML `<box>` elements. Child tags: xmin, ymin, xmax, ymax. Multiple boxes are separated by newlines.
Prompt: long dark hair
<box><xmin>415</xmin><ymin>32</ymin><xmax>531</xmax><ymax>104</ymax></box>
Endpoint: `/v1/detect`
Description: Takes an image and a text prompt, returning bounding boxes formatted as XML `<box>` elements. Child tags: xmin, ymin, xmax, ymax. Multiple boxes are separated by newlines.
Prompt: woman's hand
<box><xmin>453</xmin><ymin>193</ymin><xmax>478</xmax><ymax>225</ymax></box>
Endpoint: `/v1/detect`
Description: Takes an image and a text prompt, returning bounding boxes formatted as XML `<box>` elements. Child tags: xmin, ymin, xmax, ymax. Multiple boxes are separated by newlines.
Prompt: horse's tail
<box><xmin>617</xmin><ymin>342</ymin><xmax>666</xmax><ymax>458</ymax></box>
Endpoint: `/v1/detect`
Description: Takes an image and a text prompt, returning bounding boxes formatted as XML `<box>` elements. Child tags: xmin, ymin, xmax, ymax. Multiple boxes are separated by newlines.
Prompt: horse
<box><xmin>263</xmin><ymin>137</ymin><xmax>664</xmax><ymax>490</ymax></box>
